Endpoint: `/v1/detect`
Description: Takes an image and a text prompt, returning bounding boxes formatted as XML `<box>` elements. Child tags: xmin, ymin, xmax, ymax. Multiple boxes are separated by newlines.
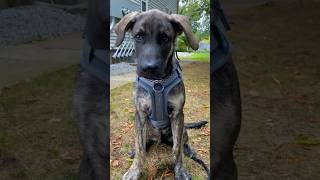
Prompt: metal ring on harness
<box><xmin>153</xmin><ymin>83</ymin><xmax>164</xmax><ymax>92</ymax></box>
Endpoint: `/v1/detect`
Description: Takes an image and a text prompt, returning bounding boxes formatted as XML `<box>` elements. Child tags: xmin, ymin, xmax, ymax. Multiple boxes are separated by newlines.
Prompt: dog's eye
<box><xmin>160</xmin><ymin>34</ymin><xmax>169</xmax><ymax>42</ymax></box>
<box><xmin>134</xmin><ymin>33</ymin><xmax>144</xmax><ymax>42</ymax></box>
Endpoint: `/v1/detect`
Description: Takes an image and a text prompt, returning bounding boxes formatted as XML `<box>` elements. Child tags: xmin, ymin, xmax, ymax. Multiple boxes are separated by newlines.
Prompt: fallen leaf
<box><xmin>202</xmin><ymin>104</ymin><xmax>209</xmax><ymax>108</ymax></box>
<box><xmin>161</xmin><ymin>168</ymin><xmax>174</xmax><ymax>179</ymax></box>
<box><xmin>287</xmin><ymin>154</ymin><xmax>305</xmax><ymax>162</ymax></box>
<box><xmin>49</xmin><ymin>117</ymin><xmax>62</xmax><ymax>123</ymax></box>
<box><xmin>197</xmin><ymin>148</ymin><xmax>208</xmax><ymax>154</ymax></box>
<box><xmin>113</xmin><ymin>145</ymin><xmax>121</xmax><ymax>150</ymax></box>
<box><xmin>61</xmin><ymin>152</ymin><xmax>80</xmax><ymax>163</ymax></box>
<box><xmin>111</xmin><ymin>160</ymin><xmax>120</xmax><ymax>167</ymax></box>
<box><xmin>127</xmin><ymin>123</ymin><xmax>134</xmax><ymax>128</ymax></box>
<box><xmin>147</xmin><ymin>166</ymin><xmax>157</xmax><ymax>179</ymax></box>
<box><xmin>200</xmin><ymin>131</ymin><xmax>209</xmax><ymax>136</ymax></box>
<box><xmin>272</xmin><ymin>77</ymin><xmax>281</xmax><ymax>85</ymax></box>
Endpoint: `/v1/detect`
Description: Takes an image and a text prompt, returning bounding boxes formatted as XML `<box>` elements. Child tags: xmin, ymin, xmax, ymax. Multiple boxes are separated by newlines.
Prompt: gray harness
<box><xmin>136</xmin><ymin>58</ymin><xmax>182</xmax><ymax>129</ymax></box>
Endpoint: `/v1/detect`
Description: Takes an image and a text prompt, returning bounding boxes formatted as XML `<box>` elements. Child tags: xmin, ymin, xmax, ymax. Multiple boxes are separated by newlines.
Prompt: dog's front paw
<box><xmin>174</xmin><ymin>166</ymin><xmax>191</xmax><ymax>180</ymax></box>
<box><xmin>122</xmin><ymin>162</ymin><xmax>142</xmax><ymax>180</ymax></box>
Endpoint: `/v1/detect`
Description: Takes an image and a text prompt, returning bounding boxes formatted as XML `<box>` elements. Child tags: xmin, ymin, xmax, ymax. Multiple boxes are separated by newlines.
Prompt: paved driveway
<box><xmin>0</xmin><ymin>33</ymin><xmax>83</xmax><ymax>89</ymax></box>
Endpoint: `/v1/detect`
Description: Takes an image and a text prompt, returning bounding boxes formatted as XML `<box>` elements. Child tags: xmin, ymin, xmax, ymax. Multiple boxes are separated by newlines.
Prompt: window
<box><xmin>141</xmin><ymin>0</ymin><xmax>146</xmax><ymax>11</ymax></box>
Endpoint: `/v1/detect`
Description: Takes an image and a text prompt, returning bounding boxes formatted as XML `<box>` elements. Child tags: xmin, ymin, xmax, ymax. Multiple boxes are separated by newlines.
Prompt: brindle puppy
<box><xmin>73</xmin><ymin>0</ymin><xmax>108</xmax><ymax>179</ymax></box>
<box><xmin>115</xmin><ymin>10</ymin><xmax>206</xmax><ymax>180</ymax></box>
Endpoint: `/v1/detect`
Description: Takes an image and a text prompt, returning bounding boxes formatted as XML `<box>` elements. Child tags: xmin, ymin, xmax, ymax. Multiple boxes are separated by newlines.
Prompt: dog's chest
<box><xmin>135</xmin><ymin>85</ymin><xmax>184</xmax><ymax>119</ymax></box>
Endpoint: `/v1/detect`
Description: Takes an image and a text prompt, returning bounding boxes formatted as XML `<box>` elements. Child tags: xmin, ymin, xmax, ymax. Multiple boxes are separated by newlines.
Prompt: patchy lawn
<box><xmin>229</xmin><ymin>1</ymin><xmax>320</xmax><ymax>179</ymax></box>
<box><xmin>0</xmin><ymin>65</ymin><xmax>80</xmax><ymax>179</ymax></box>
<box><xmin>110</xmin><ymin>61</ymin><xmax>210</xmax><ymax>179</ymax></box>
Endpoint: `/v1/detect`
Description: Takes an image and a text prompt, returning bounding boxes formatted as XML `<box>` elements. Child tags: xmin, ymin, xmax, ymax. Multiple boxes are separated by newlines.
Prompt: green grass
<box><xmin>179</xmin><ymin>52</ymin><xmax>210</xmax><ymax>62</ymax></box>
<box><xmin>295</xmin><ymin>135</ymin><xmax>320</xmax><ymax>146</ymax></box>
<box><xmin>202</xmin><ymin>38</ymin><xmax>210</xmax><ymax>44</ymax></box>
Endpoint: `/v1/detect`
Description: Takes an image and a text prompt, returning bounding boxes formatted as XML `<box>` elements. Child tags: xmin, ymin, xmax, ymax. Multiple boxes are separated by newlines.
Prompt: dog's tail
<box><xmin>183</xmin><ymin>144</ymin><xmax>210</xmax><ymax>177</ymax></box>
<box><xmin>184</xmin><ymin>120</ymin><xmax>208</xmax><ymax>129</ymax></box>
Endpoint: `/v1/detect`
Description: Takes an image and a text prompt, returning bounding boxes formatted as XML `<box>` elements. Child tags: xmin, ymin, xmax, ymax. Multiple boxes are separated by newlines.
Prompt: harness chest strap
<box><xmin>136</xmin><ymin>60</ymin><xmax>182</xmax><ymax>129</ymax></box>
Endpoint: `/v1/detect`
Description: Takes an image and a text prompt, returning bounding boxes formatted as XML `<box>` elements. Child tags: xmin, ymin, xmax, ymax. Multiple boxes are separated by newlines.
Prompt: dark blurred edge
<box><xmin>106</xmin><ymin>0</ymin><xmax>110</xmax><ymax>178</ymax></box>
<box><xmin>210</xmin><ymin>0</ymin><xmax>213</xmax><ymax>178</ymax></box>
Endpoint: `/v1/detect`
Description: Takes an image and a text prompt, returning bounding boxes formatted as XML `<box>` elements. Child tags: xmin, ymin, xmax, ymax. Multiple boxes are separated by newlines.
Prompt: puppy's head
<box><xmin>115</xmin><ymin>10</ymin><xmax>199</xmax><ymax>79</ymax></box>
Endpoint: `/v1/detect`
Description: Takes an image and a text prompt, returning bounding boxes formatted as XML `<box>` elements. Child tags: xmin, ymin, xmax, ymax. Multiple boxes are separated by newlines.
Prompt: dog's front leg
<box><xmin>171</xmin><ymin>111</ymin><xmax>191</xmax><ymax>180</ymax></box>
<box><xmin>122</xmin><ymin>112</ymin><xmax>147</xmax><ymax>180</ymax></box>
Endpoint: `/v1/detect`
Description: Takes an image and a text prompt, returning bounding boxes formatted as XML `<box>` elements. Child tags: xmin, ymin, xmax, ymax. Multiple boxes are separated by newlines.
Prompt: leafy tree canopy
<box><xmin>177</xmin><ymin>0</ymin><xmax>210</xmax><ymax>51</ymax></box>
<box><xmin>179</xmin><ymin>0</ymin><xmax>210</xmax><ymax>39</ymax></box>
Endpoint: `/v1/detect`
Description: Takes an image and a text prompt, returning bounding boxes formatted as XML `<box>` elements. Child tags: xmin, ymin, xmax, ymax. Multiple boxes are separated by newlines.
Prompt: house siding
<box><xmin>129</xmin><ymin>0</ymin><xmax>141</xmax><ymax>5</ymax></box>
<box><xmin>110</xmin><ymin>0</ymin><xmax>178</xmax><ymax>51</ymax></box>
<box><xmin>148</xmin><ymin>0</ymin><xmax>177</xmax><ymax>14</ymax></box>
<box><xmin>110</xmin><ymin>0</ymin><xmax>141</xmax><ymax>18</ymax></box>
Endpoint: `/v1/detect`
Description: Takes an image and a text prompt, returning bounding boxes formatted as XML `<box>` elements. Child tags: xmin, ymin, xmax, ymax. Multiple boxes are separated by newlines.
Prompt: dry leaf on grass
<box><xmin>197</xmin><ymin>148</ymin><xmax>208</xmax><ymax>154</ymax></box>
<box><xmin>200</xmin><ymin>130</ymin><xmax>210</xmax><ymax>136</ymax></box>
<box><xmin>61</xmin><ymin>152</ymin><xmax>81</xmax><ymax>163</ymax></box>
<box><xmin>202</xmin><ymin>104</ymin><xmax>209</xmax><ymax>108</ymax></box>
<box><xmin>161</xmin><ymin>168</ymin><xmax>174</xmax><ymax>179</ymax></box>
<box><xmin>121</xmin><ymin>122</ymin><xmax>134</xmax><ymax>133</ymax></box>
<box><xmin>272</xmin><ymin>77</ymin><xmax>281</xmax><ymax>85</ymax></box>
<box><xmin>111</xmin><ymin>160</ymin><xmax>120</xmax><ymax>167</ymax></box>
<box><xmin>147</xmin><ymin>166</ymin><xmax>158</xmax><ymax>179</ymax></box>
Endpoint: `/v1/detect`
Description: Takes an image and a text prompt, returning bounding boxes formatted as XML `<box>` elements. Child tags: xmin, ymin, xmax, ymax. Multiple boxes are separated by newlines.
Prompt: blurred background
<box><xmin>221</xmin><ymin>0</ymin><xmax>320</xmax><ymax>179</ymax></box>
<box><xmin>0</xmin><ymin>0</ymin><xmax>86</xmax><ymax>179</ymax></box>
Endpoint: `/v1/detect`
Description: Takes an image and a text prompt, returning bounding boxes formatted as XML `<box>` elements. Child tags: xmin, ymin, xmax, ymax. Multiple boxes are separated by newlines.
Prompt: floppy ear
<box><xmin>115</xmin><ymin>11</ymin><xmax>140</xmax><ymax>47</ymax></box>
<box><xmin>170</xmin><ymin>14</ymin><xmax>199</xmax><ymax>50</ymax></box>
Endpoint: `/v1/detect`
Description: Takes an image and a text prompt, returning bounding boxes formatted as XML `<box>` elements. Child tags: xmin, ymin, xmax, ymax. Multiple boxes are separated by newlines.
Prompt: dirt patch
<box><xmin>228</xmin><ymin>1</ymin><xmax>320</xmax><ymax>179</ymax></box>
<box><xmin>110</xmin><ymin>61</ymin><xmax>210</xmax><ymax>179</ymax></box>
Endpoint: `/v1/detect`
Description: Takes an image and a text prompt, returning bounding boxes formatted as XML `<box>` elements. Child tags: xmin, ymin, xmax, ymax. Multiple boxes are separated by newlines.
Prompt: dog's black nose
<box><xmin>142</xmin><ymin>63</ymin><xmax>158</xmax><ymax>72</ymax></box>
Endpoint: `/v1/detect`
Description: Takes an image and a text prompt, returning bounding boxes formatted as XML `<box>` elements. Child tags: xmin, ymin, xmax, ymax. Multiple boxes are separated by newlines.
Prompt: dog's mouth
<box><xmin>137</xmin><ymin>66</ymin><xmax>168</xmax><ymax>80</ymax></box>
<box><xmin>137</xmin><ymin>58</ymin><xmax>173</xmax><ymax>80</ymax></box>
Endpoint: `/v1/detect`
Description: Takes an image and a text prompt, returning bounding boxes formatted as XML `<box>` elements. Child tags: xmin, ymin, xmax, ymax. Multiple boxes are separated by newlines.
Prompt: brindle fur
<box><xmin>116</xmin><ymin>10</ymin><xmax>206</xmax><ymax>180</ymax></box>
<box><xmin>73</xmin><ymin>0</ymin><xmax>108</xmax><ymax>179</ymax></box>
<box><xmin>211</xmin><ymin>59</ymin><xmax>241</xmax><ymax>180</ymax></box>
<box><xmin>73</xmin><ymin>67</ymin><xmax>108</xmax><ymax>180</ymax></box>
